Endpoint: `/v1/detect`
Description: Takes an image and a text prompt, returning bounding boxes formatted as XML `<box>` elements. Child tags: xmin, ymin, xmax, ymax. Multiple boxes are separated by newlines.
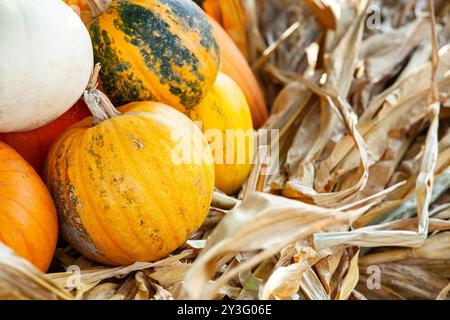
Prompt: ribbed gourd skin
<box><xmin>0</xmin><ymin>141</ymin><xmax>58</xmax><ymax>272</ymax></box>
<box><xmin>89</xmin><ymin>0</ymin><xmax>220</xmax><ymax>112</ymax></box>
<box><xmin>45</xmin><ymin>102</ymin><xmax>215</xmax><ymax>266</ymax></box>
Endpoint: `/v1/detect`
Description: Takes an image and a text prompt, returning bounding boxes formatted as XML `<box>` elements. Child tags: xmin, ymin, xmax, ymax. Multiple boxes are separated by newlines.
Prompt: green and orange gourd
<box><xmin>83</xmin><ymin>0</ymin><xmax>220</xmax><ymax>112</ymax></box>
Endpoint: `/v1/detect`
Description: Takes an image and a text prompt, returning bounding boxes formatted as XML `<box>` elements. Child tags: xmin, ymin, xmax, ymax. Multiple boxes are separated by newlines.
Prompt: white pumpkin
<box><xmin>0</xmin><ymin>0</ymin><xmax>93</xmax><ymax>132</ymax></box>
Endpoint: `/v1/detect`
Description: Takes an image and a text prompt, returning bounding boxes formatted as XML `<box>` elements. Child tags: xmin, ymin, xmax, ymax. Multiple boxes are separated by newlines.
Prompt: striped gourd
<box><xmin>87</xmin><ymin>0</ymin><xmax>220</xmax><ymax>111</ymax></box>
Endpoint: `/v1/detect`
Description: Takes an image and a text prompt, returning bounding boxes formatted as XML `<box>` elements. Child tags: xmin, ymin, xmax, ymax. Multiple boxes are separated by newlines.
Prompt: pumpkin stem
<box><xmin>84</xmin><ymin>89</ymin><xmax>122</xmax><ymax>124</ymax></box>
<box><xmin>98</xmin><ymin>90</ymin><xmax>122</xmax><ymax>118</ymax></box>
<box><xmin>84</xmin><ymin>63</ymin><xmax>122</xmax><ymax>124</ymax></box>
<box><xmin>83</xmin><ymin>90</ymin><xmax>109</xmax><ymax>124</ymax></box>
<box><xmin>87</xmin><ymin>63</ymin><xmax>101</xmax><ymax>91</ymax></box>
<box><xmin>85</xmin><ymin>0</ymin><xmax>112</xmax><ymax>17</ymax></box>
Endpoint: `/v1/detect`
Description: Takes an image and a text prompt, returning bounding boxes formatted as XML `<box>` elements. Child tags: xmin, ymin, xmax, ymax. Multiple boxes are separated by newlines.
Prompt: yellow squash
<box><xmin>189</xmin><ymin>72</ymin><xmax>253</xmax><ymax>195</ymax></box>
<box><xmin>45</xmin><ymin>90</ymin><xmax>215</xmax><ymax>266</ymax></box>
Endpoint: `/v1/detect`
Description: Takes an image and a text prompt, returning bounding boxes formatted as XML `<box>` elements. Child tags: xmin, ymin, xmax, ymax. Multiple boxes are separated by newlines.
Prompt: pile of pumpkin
<box><xmin>0</xmin><ymin>0</ymin><xmax>268</xmax><ymax>272</ymax></box>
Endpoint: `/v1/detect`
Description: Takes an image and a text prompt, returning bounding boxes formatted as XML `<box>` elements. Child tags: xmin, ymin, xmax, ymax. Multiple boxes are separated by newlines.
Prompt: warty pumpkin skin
<box><xmin>207</xmin><ymin>17</ymin><xmax>268</xmax><ymax>129</ymax></box>
<box><xmin>87</xmin><ymin>0</ymin><xmax>220</xmax><ymax>112</ymax></box>
<box><xmin>0</xmin><ymin>100</ymin><xmax>90</xmax><ymax>176</ymax></box>
<box><xmin>189</xmin><ymin>72</ymin><xmax>254</xmax><ymax>195</ymax></box>
<box><xmin>0</xmin><ymin>142</ymin><xmax>58</xmax><ymax>272</ymax></box>
<box><xmin>45</xmin><ymin>95</ymin><xmax>215</xmax><ymax>266</ymax></box>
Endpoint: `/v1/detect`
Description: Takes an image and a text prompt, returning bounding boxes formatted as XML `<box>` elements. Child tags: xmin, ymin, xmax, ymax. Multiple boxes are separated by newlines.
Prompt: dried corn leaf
<box><xmin>260</xmin><ymin>247</ymin><xmax>316</xmax><ymax>299</ymax></box>
<box><xmin>0</xmin><ymin>244</ymin><xmax>72</xmax><ymax>300</ymax></box>
<box><xmin>336</xmin><ymin>249</ymin><xmax>360</xmax><ymax>300</ymax></box>
<box><xmin>436</xmin><ymin>281</ymin><xmax>450</xmax><ymax>300</ymax></box>
<box><xmin>300</xmin><ymin>265</ymin><xmax>330</xmax><ymax>300</ymax></box>
<box><xmin>134</xmin><ymin>271</ymin><xmax>151</xmax><ymax>300</ymax></box>
<box><xmin>109</xmin><ymin>278</ymin><xmax>138</xmax><ymax>300</ymax></box>
<box><xmin>360</xmin><ymin>263</ymin><xmax>449</xmax><ymax>299</ymax></box>
<box><xmin>151</xmin><ymin>282</ymin><xmax>174</xmax><ymax>300</ymax></box>
<box><xmin>359</xmin><ymin>232</ymin><xmax>450</xmax><ymax>265</ymax></box>
<box><xmin>84</xmin><ymin>283</ymin><xmax>118</xmax><ymax>300</ymax></box>
<box><xmin>149</xmin><ymin>263</ymin><xmax>191</xmax><ymax>289</ymax></box>
<box><xmin>302</xmin><ymin>0</ymin><xmax>339</xmax><ymax>30</ymax></box>
<box><xmin>183</xmin><ymin>192</ymin><xmax>358</xmax><ymax>299</ymax></box>
<box><xmin>283</xmin><ymin>2</ymin><xmax>372</xmax><ymax>205</ymax></box>
<box><xmin>313</xmin><ymin>11</ymin><xmax>443</xmax><ymax>249</ymax></box>
<box><xmin>314</xmin><ymin>248</ymin><xmax>344</xmax><ymax>293</ymax></box>
<box><xmin>47</xmin><ymin>250</ymin><xmax>193</xmax><ymax>297</ymax></box>
<box><xmin>359</xmin><ymin>19</ymin><xmax>433</xmax><ymax>85</ymax></box>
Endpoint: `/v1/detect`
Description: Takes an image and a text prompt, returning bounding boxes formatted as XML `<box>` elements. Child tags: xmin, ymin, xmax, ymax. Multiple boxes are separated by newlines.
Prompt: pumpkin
<box><xmin>202</xmin><ymin>0</ymin><xmax>221</xmax><ymax>22</ymax></box>
<box><xmin>45</xmin><ymin>89</ymin><xmax>215</xmax><ymax>266</ymax></box>
<box><xmin>0</xmin><ymin>100</ymin><xmax>90</xmax><ymax>176</ymax></box>
<box><xmin>0</xmin><ymin>0</ymin><xmax>93</xmax><ymax>132</ymax></box>
<box><xmin>203</xmin><ymin>0</ymin><xmax>249</xmax><ymax>59</ymax></box>
<box><xmin>0</xmin><ymin>141</ymin><xmax>58</xmax><ymax>272</ymax></box>
<box><xmin>208</xmin><ymin>17</ymin><xmax>268</xmax><ymax>129</ymax></box>
<box><xmin>84</xmin><ymin>0</ymin><xmax>220</xmax><ymax>112</ymax></box>
<box><xmin>189</xmin><ymin>72</ymin><xmax>254</xmax><ymax>195</ymax></box>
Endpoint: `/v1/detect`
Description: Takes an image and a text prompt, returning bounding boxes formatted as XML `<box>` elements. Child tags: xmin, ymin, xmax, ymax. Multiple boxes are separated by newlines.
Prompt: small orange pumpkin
<box><xmin>0</xmin><ymin>141</ymin><xmax>58</xmax><ymax>272</ymax></box>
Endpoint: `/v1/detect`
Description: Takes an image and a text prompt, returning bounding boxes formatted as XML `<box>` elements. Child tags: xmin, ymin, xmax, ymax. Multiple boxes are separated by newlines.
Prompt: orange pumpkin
<box><xmin>45</xmin><ymin>89</ymin><xmax>215</xmax><ymax>266</ymax></box>
<box><xmin>202</xmin><ymin>0</ymin><xmax>221</xmax><ymax>22</ymax></box>
<box><xmin>0</xmin><ymin>100</ymin><xmax>90</xmax><ymax>176</ymax></box>
<box><xmin>0</xmin><ymin>141</ymin><xmax>58</xmax><ymax>272</ymax></box>
<box><xmin>203</xmin><ymin>0</ymin><xmax>249</xmax><ymax>59</ymax></box>
<box><xmin>208</xmin><ymin>17</ymin><xmax>268</xmax><ymax>129</ymax></box>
